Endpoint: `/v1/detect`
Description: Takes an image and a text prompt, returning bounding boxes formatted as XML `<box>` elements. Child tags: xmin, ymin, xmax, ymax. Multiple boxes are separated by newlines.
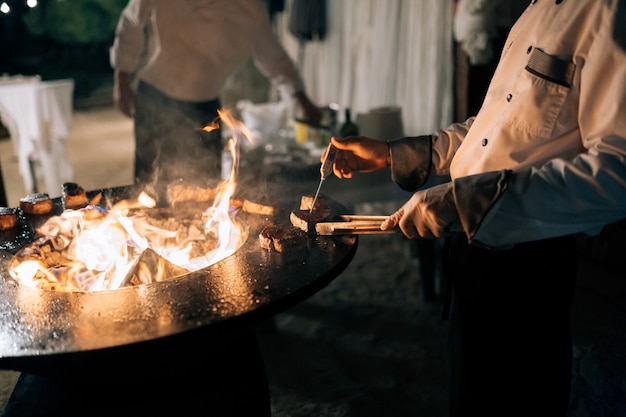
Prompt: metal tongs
<box><xmin>315</xmin><ymin>215</ymin><xmax>399</xmax><ymax>235</ymax></box>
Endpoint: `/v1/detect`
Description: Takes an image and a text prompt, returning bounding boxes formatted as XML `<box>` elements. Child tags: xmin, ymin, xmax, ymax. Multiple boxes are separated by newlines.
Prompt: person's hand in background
<box><xmin>294</xmin><ymin>91</ymin><xmax>322</xmax><ymax>127</ymax></box>
<box><xmin>113</xmin><ymin>70</ymin><xmax>134</xmax><ymax>118</ymax></box>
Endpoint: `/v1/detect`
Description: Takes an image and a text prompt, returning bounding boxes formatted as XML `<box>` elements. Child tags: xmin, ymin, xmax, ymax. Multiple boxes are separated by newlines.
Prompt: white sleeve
<box><xmin>109</xmin><ymin>0</ymin><xmax>154</xmax><ymax>73</ymax></box>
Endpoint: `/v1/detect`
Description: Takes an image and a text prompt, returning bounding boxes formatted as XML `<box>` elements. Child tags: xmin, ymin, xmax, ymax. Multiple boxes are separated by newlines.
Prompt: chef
<box><xmin>328</xmin><ymin>0</ymin><xmax>626</xmax><ymax>415</ymax></box>
<box><xmin>110</xmin><ymin>0</ymin><xmax>321</xmax><ymax>199</ymax></box>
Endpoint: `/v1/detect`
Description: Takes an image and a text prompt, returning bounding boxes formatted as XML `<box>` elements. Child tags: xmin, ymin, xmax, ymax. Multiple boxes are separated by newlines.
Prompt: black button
<box><xmin>481</xmin><ymin>138</ymin><xmax>488</xmax><ymax>146</ymax></box>
<box><xmin>506</xmin><ymin>94</ymin><xmax>513</xmax><ymax>102</ymax></box>
<box><xmin>527</xmin><ymin>46</ymin><xmax>533</xmax><ymax>54</ymax></box>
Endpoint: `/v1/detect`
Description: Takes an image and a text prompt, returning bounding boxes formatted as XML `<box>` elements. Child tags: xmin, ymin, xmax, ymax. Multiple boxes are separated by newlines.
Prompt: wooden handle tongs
<box><xmin>315</xmin><ymin>215</ymin><xmax>399</xmax><ymax>235</ymax></box>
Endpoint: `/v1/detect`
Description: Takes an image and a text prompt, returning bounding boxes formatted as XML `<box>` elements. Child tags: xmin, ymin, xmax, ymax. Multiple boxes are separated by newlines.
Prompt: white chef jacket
<box><xmin>391</xmin><ymin>0</ymin><xmax>626</xmax><ymax>248</ymax></box>
<box><xmin>109</xmin><ymin>0</ymin><xmax>305</xmax><ymax>102</ymax></box>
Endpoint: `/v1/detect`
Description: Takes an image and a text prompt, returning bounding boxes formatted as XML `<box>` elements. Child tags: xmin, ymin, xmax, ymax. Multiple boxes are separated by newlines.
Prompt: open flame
<box><xmin>9</xmin><ymin>110</ymin><xmax>255</xmax><ymax>292</ymax></box>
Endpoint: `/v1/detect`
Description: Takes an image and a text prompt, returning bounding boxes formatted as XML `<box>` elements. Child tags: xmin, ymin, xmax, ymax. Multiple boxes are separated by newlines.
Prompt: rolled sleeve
<box><xmin>389</xmin><ymin>135</ymin><xmax>433</xmax><ymax>191</ymax></box>
<box><xmin>453</xmin><ymin>170</ymin><xmax>511</xmax><ymax>247</ymax></box>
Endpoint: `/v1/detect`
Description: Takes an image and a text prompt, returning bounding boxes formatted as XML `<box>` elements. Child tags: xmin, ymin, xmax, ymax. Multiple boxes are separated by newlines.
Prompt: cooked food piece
<box><xmin>259</xmin><ymin>225</ymin><xmax>278</xmax><ymax>250</ymax></box>
<box><xmin>0</xmin><ymin>207</ymin><xmax>17</xmax><ymax>231</ymax></box>
<box><xmin>300</xmin><ymin>195</ymin><xmax>331</xmax><ymax>214</ymax></box>
<box><xmin>290</xmin><ymin>209</ymin><xmax>332</xmax><ymax>235</ymax></box>
<box><xmin>242</xmin><ymin>199</ymin><xmax>275</xmax><ymax>216</ymax></box>
<box><xmin>62</xmin><ymin>182</ymin><xmax>88</xmax><ymax>210</ymax></box>
<box><xmin>232</xmin><ymin>198</ymin><xmax>275</xmax><ymax>215</ymax></box>
<box><xmin>20</xmin><ymin>193</ymin><xmax>53</xmax><ymax>215</ymax></box>
<box><xmin>167</xmin><ymin>182</ymin><xmax>275</xmax><ymax>215</ymax></box>
<box><xmin>273</xmin><ymin>228</ymin><xmax>307</xmax><ymax>253</ymax></box>
<box><xmin>259</xmin><ymin>224</ymin><xmax>308</xmax><ymax>263</ymax></box>
<box><xmin>259</xmin><ymin>224</ymin><xmax>307</xmax><ymax>253</ymax></box>
<box><xmin>167</xmin><ymin>182</ymin><xmax>216</xmax><ymax>206</ymax></box>
<box><xmin>291</xmin><ymin>195</ymin><xmax>333</xmax><ymax>234</ymax></box>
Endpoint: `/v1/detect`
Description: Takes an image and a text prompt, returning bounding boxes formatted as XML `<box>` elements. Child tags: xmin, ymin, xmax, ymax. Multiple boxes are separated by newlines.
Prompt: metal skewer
<box><xmin>310</xmin><ymin>144</ymin><xmax>338</xmax><ymax>213</ymax></box>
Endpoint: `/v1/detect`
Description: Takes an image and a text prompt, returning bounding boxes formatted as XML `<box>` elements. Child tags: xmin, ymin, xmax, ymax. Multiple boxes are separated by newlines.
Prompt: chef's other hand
<box><xmin>294</xmin><ymin>91</ymin><xmax>323</xmax><ymax>128</ymax></box>
<box><xmin>381</xmin><ymin>182</ymin><xmax>459</xmax><ymax>239</ymax></box>
<box><xmin>113</xmin><ymin>70</ymin><xmax>134</xmax><ymax>118</ymax></box>
<box><xmin>328</xmin><ymin>136</ymin><xmax>390</xmax><ymax>179</ymax></box>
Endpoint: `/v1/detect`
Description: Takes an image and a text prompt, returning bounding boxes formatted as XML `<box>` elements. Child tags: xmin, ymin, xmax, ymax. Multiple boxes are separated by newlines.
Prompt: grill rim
<box><xmin>0</xmin><ymin>184</ymin><xmax>357</xmax><ymax>375</ymax></box>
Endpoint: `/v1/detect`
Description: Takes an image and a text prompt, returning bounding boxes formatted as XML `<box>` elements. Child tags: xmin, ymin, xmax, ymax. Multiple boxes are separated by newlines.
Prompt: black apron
<box><xmin>443</xmin><ymin>233</ymin><xmax>577</xmax><ymax>417</ymax></box>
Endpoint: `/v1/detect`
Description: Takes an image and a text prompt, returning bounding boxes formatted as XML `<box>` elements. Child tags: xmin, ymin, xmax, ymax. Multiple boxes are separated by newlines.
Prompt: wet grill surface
<box><xmin>0</xmin><ymin>185</ymin><xmax>357</xmax><ymax>376</ymax></box>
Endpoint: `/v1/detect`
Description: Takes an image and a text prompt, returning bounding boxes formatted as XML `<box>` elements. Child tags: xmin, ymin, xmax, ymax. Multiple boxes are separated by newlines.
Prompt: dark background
<box><xmin>0</xmin><ymin>0</ymin><xmax>285</xmax><ymax>106</ymax></box>
<box><xmin>0</xmin><ymin>0</ymin><xmax>127</xmax><ymax>104</ymax></box>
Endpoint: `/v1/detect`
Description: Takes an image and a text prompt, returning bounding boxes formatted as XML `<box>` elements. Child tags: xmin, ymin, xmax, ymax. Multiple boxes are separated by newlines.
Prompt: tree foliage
<box><xmin>23</xmin><ymin>0</ymin><xmax>128</xmax><ymax>44</ymax></box>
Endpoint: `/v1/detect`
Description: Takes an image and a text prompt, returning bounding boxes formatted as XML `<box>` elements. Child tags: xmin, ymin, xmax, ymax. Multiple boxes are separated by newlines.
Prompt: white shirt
<box><xmin>432</xmin><ymin>0</ymin><xmax>626</xmax><ymax>247</ymax></box>
<box><xmin>109</xmin><ymin>0</ymin><xmax>305</xmax><ymax>102</ymax></box>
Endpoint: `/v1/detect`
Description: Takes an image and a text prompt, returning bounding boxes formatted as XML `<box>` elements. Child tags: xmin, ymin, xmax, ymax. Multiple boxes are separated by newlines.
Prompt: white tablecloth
<box><xmin>0</xmin><ymin>76</ymin><xmax>74</xmax><ymax>196</ymax></box>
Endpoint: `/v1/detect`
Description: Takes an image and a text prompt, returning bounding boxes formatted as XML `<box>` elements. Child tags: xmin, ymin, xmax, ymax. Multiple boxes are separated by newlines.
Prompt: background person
<box><xmin>110</xmin><ymin>0</ymin><xmax>322</xmax><ymax>201</ymax></box>
<box><xmin>327</xmin><ymin>0</ymin><xmax>626</xmax><ymax>415</ymax></box>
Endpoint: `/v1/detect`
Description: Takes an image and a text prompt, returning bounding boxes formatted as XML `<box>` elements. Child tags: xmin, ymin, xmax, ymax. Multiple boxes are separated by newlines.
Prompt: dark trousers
<box><xmin>134</xmin><ymin>81</ymin><xmax>223</xmax><ymax>195</ymax></box>
<box><xmin>443</xmin><ymin>234</ymin><xmax>577</xmax><ymax>417</ymax></box>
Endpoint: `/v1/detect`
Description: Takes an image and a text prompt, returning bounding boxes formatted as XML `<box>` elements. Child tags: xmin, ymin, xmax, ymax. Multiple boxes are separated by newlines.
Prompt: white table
<box><xmin>0</xmin><ymin>76</ymin><xmax>74</xmax><ymax>196</ymax></box>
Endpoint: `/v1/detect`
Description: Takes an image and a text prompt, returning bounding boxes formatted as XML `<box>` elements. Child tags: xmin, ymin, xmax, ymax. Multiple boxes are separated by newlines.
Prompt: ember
<box><xmin>8</xmin><ymin>110</ymin><xmax>256</xmax><ymax>293</ymax></box>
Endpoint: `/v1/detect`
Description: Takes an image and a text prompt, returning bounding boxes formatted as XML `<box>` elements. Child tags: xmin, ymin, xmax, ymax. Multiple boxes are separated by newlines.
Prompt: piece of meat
<box><xmin>259</xmin><ymin>225</ymin><xmax>278</xmax><ymax>251</ymax></box>
<box><xmin>0</xmin><ymin>207</ymin><xmax>17</xmax><ymax>231</ymax></box>
<box><xmin>167</xmin><ymin>183</ymin><xmax>216</xmax><ymax>206</ymax></box>
<box><xmin>290</xmin><ymin>209</ymin><xmax>332</xmax><ymax>235</ymax></box>
<box><xmin>20</xmin><ymin>193</ymin><xmax>53</xmax><ymax>215</ymax></box>
<box><xmin>62</xmin><ymin>182</ymin><xmax>88</xmax><ymax>210</ymax></box>
<box><xmin>242</xmin><ymin>199</ymin><xmax>275</xmax><ymax>216</ymax></box>
<box><xmin>290</xmin><ymin>194</ymin><xmax>334</xmax><ymax>234</ymax></box>
<box><xmin>167</xmin><ymin>183</ymin><xmax>275</xmax><ymax>215</ymax></box>
<box><xmin>259</xmin><ymin>224</ymin><xmax>308</xmax><ymax>254</ymax></box>
<box><xmin>300</xmin><ymin>195</ymin><xmax>331</xmax><ymax>214</ymax></box>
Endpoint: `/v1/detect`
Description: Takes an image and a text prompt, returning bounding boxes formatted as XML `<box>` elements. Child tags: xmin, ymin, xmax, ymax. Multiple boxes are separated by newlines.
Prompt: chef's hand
<box><xmin>294</xmin><ymin>91</ymin><xmax>323</xmax><ymax>127</ymax></box>
<box><xmin>326</xmin><ymin>136</ymin><xmax>390</xmax><ymax>179</ymax></box>
<box><xmin>381</xmin><ymin>182</ymin><xmax>460</xmax><ymax>239</ymax></box>
<box><xmin>113</xmin><ymin>70</ymin><xmax>134</xmax><ymax>118</ymax></box>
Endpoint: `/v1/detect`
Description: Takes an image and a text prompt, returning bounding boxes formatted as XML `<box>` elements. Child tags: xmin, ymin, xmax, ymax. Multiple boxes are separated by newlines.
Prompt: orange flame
<box><xmin>9</xmin><ymin>110</ymin><xmax>254</xmax><ymax>292</ymax></box>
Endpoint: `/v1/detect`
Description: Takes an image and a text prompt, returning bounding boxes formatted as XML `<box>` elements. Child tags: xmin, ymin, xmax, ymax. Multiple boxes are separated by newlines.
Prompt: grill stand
<box><xmin>3</xmin><ymin>326</ymin><xmax>270</xmax><ymax>417</ymax></box>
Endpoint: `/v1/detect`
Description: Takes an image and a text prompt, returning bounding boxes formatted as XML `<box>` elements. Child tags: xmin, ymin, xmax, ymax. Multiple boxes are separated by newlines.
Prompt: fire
<box><xmin>9</xmin><ymin>110</ymin><xmax>254</xmax><ymax>293</ymax></box>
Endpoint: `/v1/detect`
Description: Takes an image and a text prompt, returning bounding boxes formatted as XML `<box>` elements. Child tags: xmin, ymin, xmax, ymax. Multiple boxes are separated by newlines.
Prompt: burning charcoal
<box><xmin>122</xmin><ymin>248</ymin><xmax>190</xmax><ymax>286</ymax></box>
